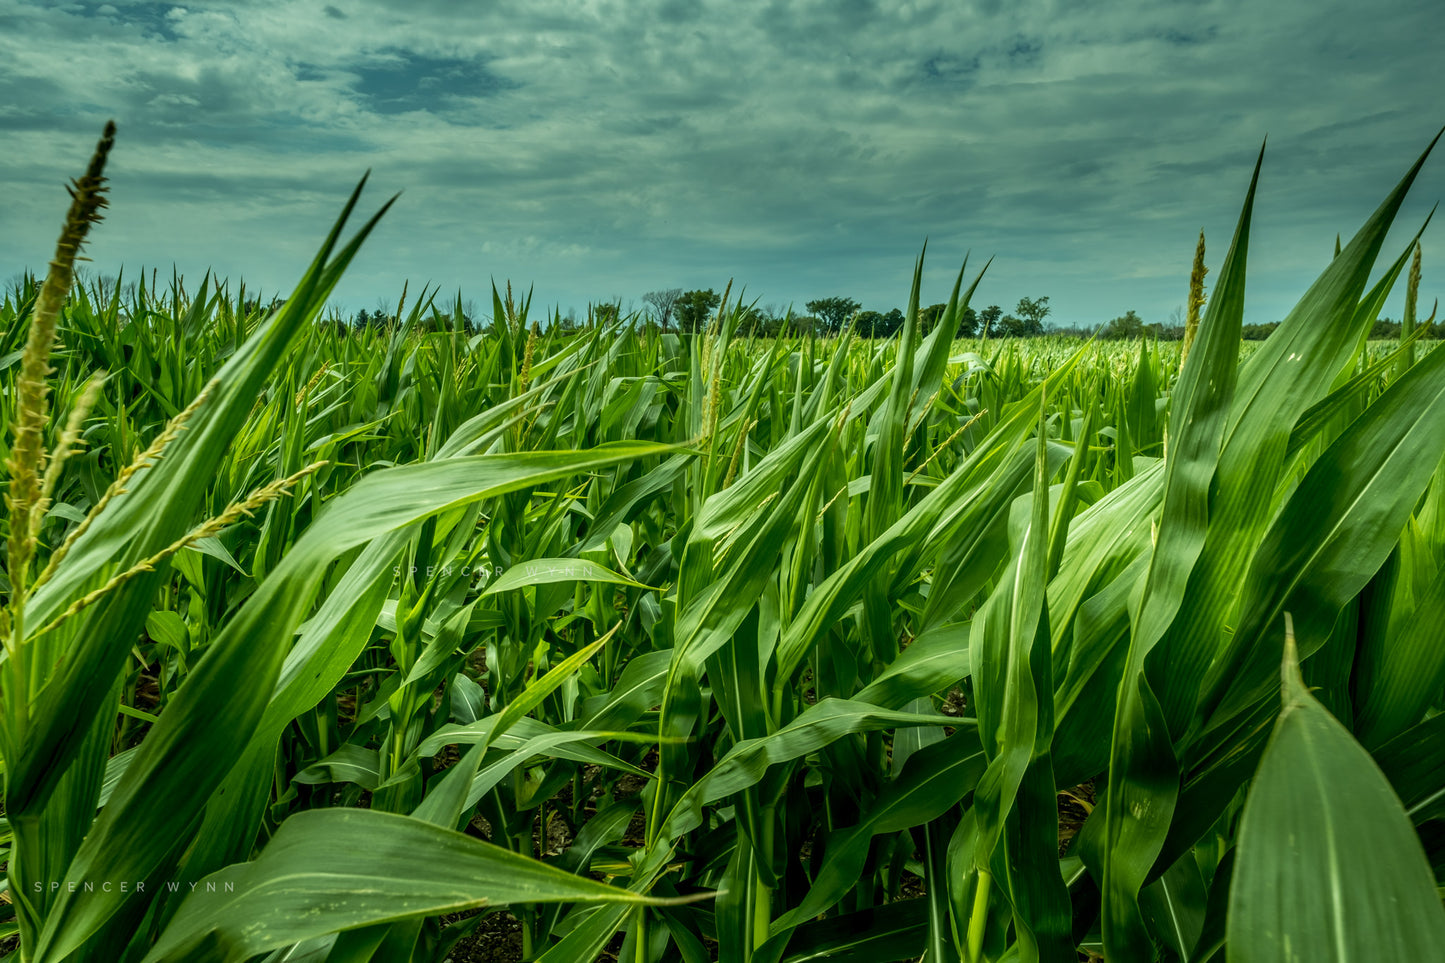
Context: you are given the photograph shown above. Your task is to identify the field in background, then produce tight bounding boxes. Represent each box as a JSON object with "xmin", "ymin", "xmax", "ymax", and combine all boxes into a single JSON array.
[{"xmin": 3, "ymin": 128, "xmax": 1444, "ymax": 963}]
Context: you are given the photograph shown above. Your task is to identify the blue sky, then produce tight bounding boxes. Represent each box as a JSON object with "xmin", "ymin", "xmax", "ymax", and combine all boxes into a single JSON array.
[{"xmin": 1, "ymin": 0, "xmax": 1441, "ymax": 327}]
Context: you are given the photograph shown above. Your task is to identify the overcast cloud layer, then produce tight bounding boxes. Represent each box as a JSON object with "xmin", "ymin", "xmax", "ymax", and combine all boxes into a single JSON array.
[{"xmin": 2, "ymin": 0, "xmax": 1441, "ymax": 327}]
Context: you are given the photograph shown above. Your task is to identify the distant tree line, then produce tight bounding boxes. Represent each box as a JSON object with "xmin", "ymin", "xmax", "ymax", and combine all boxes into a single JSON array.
[
  {"xmin": 332, "ymin": 291, "xmax": 1437, "ymax": 344},
  {"xmin": 633, "ymin": 289, "xmax": 1066, "ymax": 339},
  {"xmin": 1064, "ymin": 313, "xmax": 1439, "ymax": 342}
]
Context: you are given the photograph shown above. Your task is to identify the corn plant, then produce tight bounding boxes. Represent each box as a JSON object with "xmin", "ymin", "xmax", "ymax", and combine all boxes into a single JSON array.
[
  {"xmin": 2, "ymin": 122, "xmax": 1443, "ymax": 963},
  {"xmin": 0, "ymin": 126, "xmax": 691, "ymax": 963}
]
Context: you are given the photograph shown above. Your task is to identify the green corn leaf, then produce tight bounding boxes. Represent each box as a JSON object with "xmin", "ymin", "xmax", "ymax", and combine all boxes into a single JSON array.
[
  {"xmin": 142, "ymin": 809, "xmax": 674, "ymax": 963},
  {"xmin": 481, "ymin": 557, "xmax": 654, "ymax": 595},
  {"xmin": 768, "ymin": 737, "xmax": 986, "ymax": 934},
  {"xmin": 777, "ymin": 898, "xmax": 930, "ymax": 963},
  {"xmin": 1372, "ymin": 712, "xmax": 1445, "ymax": 828},
  {"xmin": 659, "ymin": 699, "xmax": 967, "ymax": 843},
  {"xmin": 33, "ymin": 447, "xmax": 672, "ymax": 959},
  {"xmin": 1201, "ymin": 297, "xmax": 1445, "ymax": 730},
  {"xmin": 853, "ymin": 620, "xmax": 970, "ymax": 709},
  {"xmin": 1353, "ymin": 561, "xmax": 1445, "ymax": 748},
  {"xmin": 1101, "ymin": 143, "xmax": 1259, "ymax": 961},
  {"xmin": 1225, "ymin": 630, "xmax": 1445, "ymax": 962},
  {"xmin": 1154, "ymin": 132, "xmax": 1439, "ymax": 734}
]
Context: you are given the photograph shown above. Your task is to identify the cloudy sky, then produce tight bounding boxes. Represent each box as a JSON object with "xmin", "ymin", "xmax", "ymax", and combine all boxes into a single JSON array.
[{"xmin": 2, "ymin": 0, "xmax": 1441, "ymax": 327}]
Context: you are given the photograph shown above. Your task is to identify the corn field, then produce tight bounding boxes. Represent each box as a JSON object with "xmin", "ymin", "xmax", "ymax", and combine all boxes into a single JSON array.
[{"xmin": 2, "ymin": 124, "xmax": 1444, "ymax": 963}]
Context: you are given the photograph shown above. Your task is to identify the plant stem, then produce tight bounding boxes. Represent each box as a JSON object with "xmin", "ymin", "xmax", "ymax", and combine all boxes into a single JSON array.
[{"xmin": 966, "ymin": 870, "xmax": 992, "ymax": 963}]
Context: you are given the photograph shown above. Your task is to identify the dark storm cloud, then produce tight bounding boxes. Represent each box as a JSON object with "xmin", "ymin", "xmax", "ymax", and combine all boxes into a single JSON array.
[
  {"xmin": 1, "ymin": 0, "xmax": 1440, "ymax": 326},
  {"xmin": 348, "ymin": 49, "xmax": 518, "ymax": 116}
]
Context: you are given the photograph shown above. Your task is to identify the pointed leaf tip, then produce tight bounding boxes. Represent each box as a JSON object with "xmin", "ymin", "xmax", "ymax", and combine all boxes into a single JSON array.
[{"xmin": 1279, "ymin": 611, "xmax": 1304, "ymax": 704}]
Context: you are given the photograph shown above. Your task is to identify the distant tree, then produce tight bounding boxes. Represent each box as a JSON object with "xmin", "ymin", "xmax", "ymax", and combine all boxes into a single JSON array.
[
  {"xmin": 1370, "ymin": 317, "xmax": 1403, "ymax": 339},
  {"xmin": 769, "ymin": 315, "xmax": 791, "ymax": 336},
  {"xmin": 440, "ymin": 295, "xmax": 476, "ymax": 332},
  {"xmin": 1102, "ymin": 310, "xmax": 1145, "ymax": 339},
  {"xmin": 913, "ymin": 303, "xmax": 979, "ymax": 336},
  {"xmin": 879, "ymin": 307, "xmax": 904, "ymax": 337},
  {"xmin": 978, "ymin": 304, "xmax": 1003, "ymax": 338},
  {"xmin": 855, "ymin": 310, "xmax": 884, "ymax": 337},
  {"xmin": 93, "ymin": 273, "xmax": 119, "ymax": 303},
  {"xmin": 737, "ymin": 306, "xmax": 789, "ymax": 337},
  {"xmin": 735, "ymin": 305, "xmax": 770, "ymax": 336},
  {"xmin": 789, "ymin": 314, "xmax": 822, "ymax": 337},
  {"xmin": 592, "ymin": 302, "xmax": 621, "ymax": 326},
  {"xmin": 1149, "ymin": 305, "xmax": 1187, "ymax": 341},
  {"xmin": 918, "ymin": 303, "xmax": 946, "ymax": 334},
  {"xmin": 357, "ymin": 307, "xmax": 390, "ymax": 332},
  {"xmin": 806, "ymin": 296, "xmax": 861, "ymax": 335},
  {"xmin": 956, "ymin": 305, "xmax": 979, "ymax": 338},
  {"xmin": 1008, "ymin": 296, "xmax": 1050, "ymax": 336},
  {"xmin": 1241, "ymin": 321, "xmax": 1280, "ymax": 341},
  {"xmin": 369, "ymin": 300, "xmax": 397, "ymax": 330},
  {"xmin": 553, "ymin": 307, "xmax": 581, "ymax": 333},
  {"xmin": 643, "ymin": 288, "xmax": 683, "ymax": 331},
  {"xmin": 762, "ymin": 312, "xmax": 791, "ymax": 337},
  {"xmin": 675, "ymin": 289, "xmax": 722, "ymax": 333}
]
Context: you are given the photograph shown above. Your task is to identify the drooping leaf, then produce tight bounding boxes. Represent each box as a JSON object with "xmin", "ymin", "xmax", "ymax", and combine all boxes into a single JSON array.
[{"xmin": 143, "ymin": 809, "xmax": 672, "ymax": 963}]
